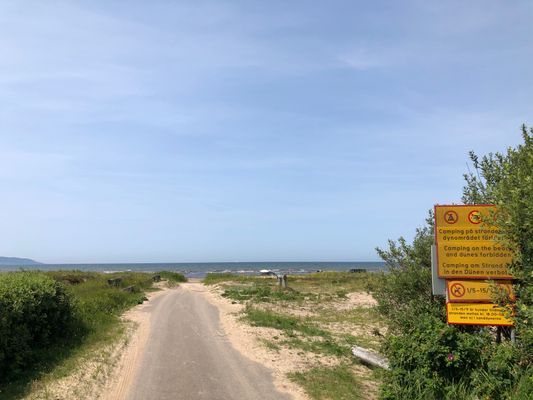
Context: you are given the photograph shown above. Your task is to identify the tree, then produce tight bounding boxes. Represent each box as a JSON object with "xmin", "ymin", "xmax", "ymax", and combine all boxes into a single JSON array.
[{"xmin": 463, "ymin": 124, "xmax": 532, "ymax": 372}]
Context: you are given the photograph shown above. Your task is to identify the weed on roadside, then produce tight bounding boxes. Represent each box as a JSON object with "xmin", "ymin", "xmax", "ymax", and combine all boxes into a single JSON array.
[{"xmin": 289, "ymin": 364, "xmax": 365, "ymax": 400}]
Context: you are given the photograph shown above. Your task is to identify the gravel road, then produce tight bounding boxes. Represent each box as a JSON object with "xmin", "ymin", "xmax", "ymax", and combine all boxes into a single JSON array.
[{"xmin": 126, "ymin": 284, "xmax": 291, "ymax": 400}]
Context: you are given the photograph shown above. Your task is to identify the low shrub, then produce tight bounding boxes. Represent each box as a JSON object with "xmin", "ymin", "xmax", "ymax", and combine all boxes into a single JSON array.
[
  {"xmin": 157, "ymin": 271, "xmax": 187, "ymax": 284},
  {"xmin": 0, "ymin": 272, "xmax": 74, "ymax": 380},
  {"xmin": 380, "ymin": 314, "xmax": 490, "ymax": 400}
]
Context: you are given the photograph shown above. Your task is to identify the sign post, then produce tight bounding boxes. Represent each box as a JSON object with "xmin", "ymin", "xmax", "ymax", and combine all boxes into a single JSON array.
[
  {"xmin": 431, "ymin": 245, "xmax": 446, "ymax": 295},
  {"xmin": 434, "ymin": 205, "xmax": 514, "ymax": 327}
]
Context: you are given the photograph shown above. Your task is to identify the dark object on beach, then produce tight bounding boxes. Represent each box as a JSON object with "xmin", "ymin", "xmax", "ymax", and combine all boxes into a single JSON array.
[
  {"xmin": 107, "ymin": 277, "xmax": 123, "ymax": 287},
  {"xmin": 260, "ymin": 269, "xmax": 276, "ymax": 276},
  {"xmin": 122, "ymin": 285, "xmax": 135, "ymax": 293},
  {"xmin": 349, "ymin": 268, "xmax": 366, "ymax": 273},
  {"xmin": 152, "ymin": 274, "xmax": 161, "ymax": 282}
]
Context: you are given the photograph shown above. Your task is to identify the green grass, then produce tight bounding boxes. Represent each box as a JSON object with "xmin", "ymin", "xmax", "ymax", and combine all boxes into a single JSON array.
[
  {"xmin": 282, "ymin": 337, "xmax": 349, "ymax": 357},
  {"xmin": 289, "ymin": 364, "xmax": 364, "ymax": 400},
  {"xmin": 222, "ymin": 285, "xmax": 307, "ymax": 302},
  {"xmin": 205, "ymin": 271, "xmax": 377, "ymax": 304},
  {"xmin": 243, "ymin": 306, "xmax": 362, "ymax": 357},
  {"xmin": 0, "ymin": 270, "xmax": 160, "ymax": 399},
  {"xmin": 313, "ymin": 307, "xmax": 383, "ymax": 326},
  {"xmin": 157, "ymin": 271, "xmax": 187, "ymax": 286},
  {"xmin": 244, "ymin": 307, "xmax": 330, "ymax": 337}
]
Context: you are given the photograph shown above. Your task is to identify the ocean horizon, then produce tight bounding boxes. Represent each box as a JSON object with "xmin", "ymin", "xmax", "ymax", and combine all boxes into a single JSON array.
[{"xmin": 0, "ymin": 261, "xmax": 386, "ymax": 278}]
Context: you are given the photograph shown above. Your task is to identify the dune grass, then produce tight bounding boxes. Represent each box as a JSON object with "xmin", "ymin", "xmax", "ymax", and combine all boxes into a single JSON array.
[
  {"xmin": 244, "ymin": 306, "xmax": 330, "ymax": 337},
  {"xmin": 289, "ymin": 364, "xmax": 365, "ymax": 400},
  {"xmin": 206, "ymin": 272, "xmax": 377, "ymax": 307},
  {"xmin": 157, "ymin": 271, "xmax": 188, "ymax": 286}
]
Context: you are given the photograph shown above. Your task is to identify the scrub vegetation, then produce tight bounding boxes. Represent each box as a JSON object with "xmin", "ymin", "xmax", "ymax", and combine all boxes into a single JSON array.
[
  {"xmin": 204, "ymin": 271, "xmax": 384, "ymax": 399},
  {"xmin": 0, "ymin": 270, "xmax": 185, "ymax": 399},
  {"xmin": 369, "ymin": 125, "xmax": 532, "ymax": 399}
]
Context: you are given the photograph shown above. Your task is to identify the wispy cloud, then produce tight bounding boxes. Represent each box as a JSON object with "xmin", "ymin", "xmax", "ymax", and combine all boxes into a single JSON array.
[{"xmin": 0, "ymin": 0, "xmax": 531, "ymax": 262}]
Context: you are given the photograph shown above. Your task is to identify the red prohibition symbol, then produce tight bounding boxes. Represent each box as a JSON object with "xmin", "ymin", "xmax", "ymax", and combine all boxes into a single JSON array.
[
  {"xmin": 468, "ymin": 210, "xmax": 482, "ymax": 224},
  {"xmin": 451, "ymin": 283, "xmax": 466, "ymax": 297},
  {"xmin": 444, "ymin": 210, "xmax": 459, "ymax": 224}
]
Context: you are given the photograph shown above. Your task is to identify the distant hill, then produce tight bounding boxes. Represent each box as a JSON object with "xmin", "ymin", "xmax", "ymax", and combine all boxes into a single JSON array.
[{"xmin": 0, "ymin": 256, "xmax": 42, "ymax": 265}]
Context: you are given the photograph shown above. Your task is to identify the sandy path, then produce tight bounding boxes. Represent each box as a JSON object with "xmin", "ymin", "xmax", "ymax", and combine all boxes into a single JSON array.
[
  {"xmin": 197, "ymin": 283, "xmax": 309, "ymax": 400},
  {"xmin": 105, "ymin": 282, "xmax": 292, "ymax": 400},
  {"xmin": 101, "ymin": 288, "xmax": 170, "ymax": 400}
]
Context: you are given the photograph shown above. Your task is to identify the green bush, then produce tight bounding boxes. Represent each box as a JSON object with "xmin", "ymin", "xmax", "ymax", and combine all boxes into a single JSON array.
[
  {"xmin": 157, "ymin": 271, "xmax": 187, "ymax": 284},
  {"xmin": 372, "ymin": 126, "xmax": 533, "ymax": 399},
  {"xmin": 464, "ymin": 125, "xmax": 533, "ymax": 367},
  {"xmin": 380, "ymin": 315, "xmax": 490, "ymax": 400},
  {"xmin": 0, "ymin": 272, "xmax": 74, "ymax": 380}
]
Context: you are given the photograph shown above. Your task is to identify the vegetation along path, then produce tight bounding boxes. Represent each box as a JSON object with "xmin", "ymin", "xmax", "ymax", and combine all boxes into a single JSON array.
[{"xmin": 123, "ymin": 283, "xmax": 291, "ymax": 400}]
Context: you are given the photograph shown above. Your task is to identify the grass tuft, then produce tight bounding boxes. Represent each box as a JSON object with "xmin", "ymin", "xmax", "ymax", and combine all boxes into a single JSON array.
[
  {"xmin": 289, "ymin": 364, "xmax": 364, "ymax": 400},
  {"xmin": 244, "ymin": 307, "xmax": 330, "ymax": 337}
]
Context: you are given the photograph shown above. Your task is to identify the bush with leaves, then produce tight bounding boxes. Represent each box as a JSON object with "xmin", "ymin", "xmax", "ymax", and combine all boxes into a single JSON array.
[
  {"xmin": 370, "ymin": 215, "xmax": 491, "ymax": 399},
  {"xmin": 462, "ymin": 124, "xmax": 533, "ymax": 397},
  {"xmin": 371, "ymin": 125, "xmax": 532, "ymax": 399},
  {"xmin": 371, "ymin": 216, "xmax": 442, "ymax": 331},
  {"xmin": 0, "ymin": 272, "xmax": 74, "ymax": 381}
]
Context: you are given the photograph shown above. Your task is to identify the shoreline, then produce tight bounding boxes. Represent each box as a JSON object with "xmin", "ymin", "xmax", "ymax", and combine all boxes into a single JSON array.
[{"xmin": 0, "ymin": 263, "xmax": 387, "ymax": 279}]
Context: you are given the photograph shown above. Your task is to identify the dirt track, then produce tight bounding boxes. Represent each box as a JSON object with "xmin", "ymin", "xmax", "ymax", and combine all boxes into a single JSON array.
[{"xmin": 120, "ymin": 283, "xmax": 291, "ymax": 400}]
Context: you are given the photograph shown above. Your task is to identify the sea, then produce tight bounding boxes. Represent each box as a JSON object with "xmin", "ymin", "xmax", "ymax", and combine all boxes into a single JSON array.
[{"xmin": 0, "ymin": 261, "xmax": 386, "ymax": 278}]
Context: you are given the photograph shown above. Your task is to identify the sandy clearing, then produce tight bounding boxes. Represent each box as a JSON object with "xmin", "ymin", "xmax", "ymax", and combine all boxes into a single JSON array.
[
  {"xmin": 199, "ymin": 284, "xmax": 384, "ymax": 399},
  {"xmin": 336, "ymin": 291, "xmax": 378, "ymax": 309}
]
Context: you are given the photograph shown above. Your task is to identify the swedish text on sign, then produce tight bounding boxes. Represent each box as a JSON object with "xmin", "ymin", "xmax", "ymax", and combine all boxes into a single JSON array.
[{"xmin": 434, "ymin": 205, "xmax": 513, "ymax": 279}]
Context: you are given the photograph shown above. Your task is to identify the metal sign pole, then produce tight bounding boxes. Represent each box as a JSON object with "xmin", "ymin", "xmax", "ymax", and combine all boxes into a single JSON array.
[{"xmin": 431, "ymin": 245, "xmax": 446, "ymax": 296}]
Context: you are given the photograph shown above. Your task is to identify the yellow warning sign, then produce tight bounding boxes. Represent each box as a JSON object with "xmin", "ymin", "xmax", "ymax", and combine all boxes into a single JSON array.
[
  {"xmin": 446, "ymin": 303, "xmax": 514, "ymax": 326},
  {"xmin": 434, "ymin": 205, "xmax": 514, "ymax": 279},
  {"xmin": 446, "ymin": 280, "xmax": 514, "ymax": 303}
]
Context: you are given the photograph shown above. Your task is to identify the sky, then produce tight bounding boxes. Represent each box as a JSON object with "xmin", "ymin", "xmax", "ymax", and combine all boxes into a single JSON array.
[{"xmin": 0, "ymin": 1, "xmax": 532, "ymax": 264}]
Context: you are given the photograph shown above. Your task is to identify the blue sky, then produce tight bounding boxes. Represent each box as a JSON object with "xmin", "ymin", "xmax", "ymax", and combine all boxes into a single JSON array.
[{"xmin": 0, "ymin": 1, "xmax": 531, "ymax": 263}]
